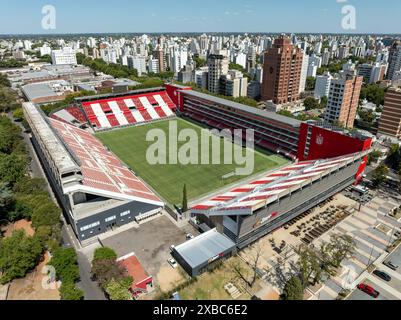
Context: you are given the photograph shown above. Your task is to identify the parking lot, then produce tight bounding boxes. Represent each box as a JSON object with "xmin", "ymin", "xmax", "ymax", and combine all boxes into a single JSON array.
[
  {"xmin": 347, "ymin": 278, "xmax": 398, "ymax": 300},
  {"xmin": 100, "ymin": 214, "xmax": 196, "ymax": 277}
]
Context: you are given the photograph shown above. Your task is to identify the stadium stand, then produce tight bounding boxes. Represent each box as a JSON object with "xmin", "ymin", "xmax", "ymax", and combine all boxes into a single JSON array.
[
  {"xmin": 23, "ymin": 102, "xmax": 164, "ymax": 242},
  {"xmin": 79, "ymin": 89, "xmax": 177, "ymax": 130},
  {"xmin": 191, "ymin": 150, "xmax": 370, "ymax": 248}
]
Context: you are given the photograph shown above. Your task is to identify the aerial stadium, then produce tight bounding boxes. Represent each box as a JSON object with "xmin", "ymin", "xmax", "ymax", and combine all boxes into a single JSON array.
[{"xmin": 23, "ymin": 83, "xmax": 372, "ymax": 260}]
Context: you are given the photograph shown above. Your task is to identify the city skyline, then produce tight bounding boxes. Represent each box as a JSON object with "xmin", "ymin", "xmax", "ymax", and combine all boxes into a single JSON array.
[{"xmin": 1, "ymin": 0, "xmax": 401, "ymax": 35}]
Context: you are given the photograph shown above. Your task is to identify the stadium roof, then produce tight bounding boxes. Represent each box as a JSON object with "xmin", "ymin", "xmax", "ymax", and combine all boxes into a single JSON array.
[
  {"xmin": 50, "ymin": 118, "xmax": 164, "ymax": 206},
  {"xmin": 192, "ymin": 151, "xmax": 368, "ymax": 216},
  {"xmin": 181, "ymin": 90, "xmax": 301, "ymax": 127},
  {"xmin": 22, "ymin": 102, "xmax": 80, "ymax": 174},
  {"xmin": 74, "ymin": 86, "xmax": 166, "ymax": 103},
  {"xmin": 173, "ymin": 229, "xmax": 236, "ymax": 268}
]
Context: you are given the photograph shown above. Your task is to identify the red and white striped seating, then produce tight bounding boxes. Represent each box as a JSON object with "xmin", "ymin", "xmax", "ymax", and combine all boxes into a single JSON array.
[{"xmin": 80, "ymin": 91, "xmax": 177, "ymax": 130}]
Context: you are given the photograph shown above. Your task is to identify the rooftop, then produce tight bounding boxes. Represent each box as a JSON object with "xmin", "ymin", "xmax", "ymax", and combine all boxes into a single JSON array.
[
  {"xmin": 192, "ymin": 151, "xmax": 369, "ymax": 215},
  {"xmin": 22, "ymin": 102, "xmax": 79, "ymax": 174},
  {"xmin": 117, "ymin": 253, "xmax": 152, "ymax": 290},
  {"xmin": 22, "ymin": 80, "xmax": 72, "ymax": 102},
  {"xmin": 173, "ymin": 229, "xmax": 236, "ymax": 268},
  {"xmin": 181, "ymin": 90, "xmax": 301, "ymax": 127}
]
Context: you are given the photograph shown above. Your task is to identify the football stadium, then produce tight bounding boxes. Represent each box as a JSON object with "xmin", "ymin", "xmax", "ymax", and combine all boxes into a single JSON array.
[{"xmin": 23, "ymin": 83, "xmax": 373, "ymax": 267}]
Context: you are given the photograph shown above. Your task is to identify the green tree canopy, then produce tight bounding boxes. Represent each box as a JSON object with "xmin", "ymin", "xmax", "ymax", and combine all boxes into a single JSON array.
[
  {"xmin": 281, "ymin": 276, "xmax": 304, "ymax": 300},
  {"xmin": 104, "ymin": 277, "xmax": 133, "ymax": 300},
  {"xmin": 93, "ymin": 247, "xmax": 117, "ymax": 262},
  {"xmin": 372, "ymin": 163, "xmax": 389, "ymax": 187},
  {"xmin": 59, "ymin": 281, "xmax": 84, "ymax": 300},
  {"xmin": 0, "ymin": 230, "xmax": 43, "ymax": 284},
  {"xmin": 48, "ymin": 247, "xmax": 80, "ymax": 283}
]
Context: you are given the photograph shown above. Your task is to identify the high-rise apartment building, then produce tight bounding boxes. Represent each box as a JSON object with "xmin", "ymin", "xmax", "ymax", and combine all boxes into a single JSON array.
[
  {"xmin": 314, "ymin": 71, "xmax": 332, "ymax": 99},
  {"xmin": 299, "ymin": 52, "xmax": 309, "ymax": 93},
  {"xmin": 153, "ymin": 45, "xmax": 165, "ymax": 73},
  {"xmin": 261, "ymin": 36, "xmax": 303, "ymax": 104},
  {"xmin": 378, "ymin": 87, "xmax": 401, "ymax": 139},
  {"xmin": 387, "ymin": 41, "xmax": 401, "ymax": 80},
  {"xmin": 207, "ymin": 54, "xmax": 229, "ymax": 94},
  {"xmin": 324, "ymin": 73, "xmax": 363, "ymax": 128}
]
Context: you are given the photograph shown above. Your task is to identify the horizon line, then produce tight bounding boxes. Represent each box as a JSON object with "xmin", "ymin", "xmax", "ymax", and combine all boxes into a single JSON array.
[{"xmin": 1, "ymin": 31, "xmax": 401, "ymax": 37}]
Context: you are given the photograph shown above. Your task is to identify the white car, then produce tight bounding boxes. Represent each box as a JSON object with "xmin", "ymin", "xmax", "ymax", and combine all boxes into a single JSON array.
[{"xmin": 168, "ymin": 258, "xmax": 178, "ymax": 269}]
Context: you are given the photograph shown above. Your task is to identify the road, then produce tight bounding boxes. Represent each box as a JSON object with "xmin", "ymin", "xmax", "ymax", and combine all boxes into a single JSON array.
[{"xmin": 10, "ymin": 114, "xmax": 106, "ymax": 300}]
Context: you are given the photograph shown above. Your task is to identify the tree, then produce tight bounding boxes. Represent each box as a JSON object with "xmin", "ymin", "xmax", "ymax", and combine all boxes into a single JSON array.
[
  {"xmin": 31, "ymin": 202, "xmax": 61, "ymax": 229},
  {"xmin": 182, "ymin": 184, "xmax": 188, "ymax": 212},
  {"xmin": 0, "ymin": 230, "xmax": 43, "ymax": 284},
  {"xmin": 296, "ymin": 245, "xmax": 322, "ymax": 287},
  {"xmin": 91, "ymin": 259, "xmax": 128, "ymax": 289},
  {"xmin": 386, "ymin": 144, "xmax": 401, "ymax": 171},
  {"xmin": 359, "ymin": 84, "xmax": 386, "ymax": 107},
  {"xmin": 0, "ymin": 153, "xmax": 27, "ymax": 187},
  {"xmin": 281, "ymin": 276, "xmax": 304, "ymax": 300},
  {"xmin": 326, "ymin": 234, "xmax": 356, "ymax": 268},
  {"xmin": 12, "ymin": 108, "xmax": 24, "ymax": 121},
  {"xmin": 303, "ymin": 97, "xmax": 320, "ymax": 111},
  {"xmin": 13, "ymin": 177, "xmax": 47, "ymax": 195},
  {"xmin": 59, "ymin": 281, "xmax": 84, "ymax": 300},
  {"xmin": 368, "ymin": 150, "xmax": 381, "ymax": 165},
  {"xmin": 93, "ymin": 247, "xmax": 117, "ymax": 262},
  {"xmin": 305, "ymin": 77, "xmax": 316, "ymax": 91},
  {"xmin": 372, "ymin": 163, "xmax": 389, "ymax": 187},
  {"xmin": 104, "ymin": 277, "xmax": 133, "ymax": 300},
  {"xmin": 48, "ymin": 247, "xmax": 80, "ymax": 283},
  {"xmin": 193, "ymin": 55, "xmax": 206, "ymax": 68},
  {"xmin": 320, "ymin": 96, "xmax": 328, "ymax": 109}
]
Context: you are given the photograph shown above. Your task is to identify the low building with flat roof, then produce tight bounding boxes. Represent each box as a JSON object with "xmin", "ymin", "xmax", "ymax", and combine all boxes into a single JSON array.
[{"xmin": 171, "ymin": 228, "xmax": 236, "ymax": 277}]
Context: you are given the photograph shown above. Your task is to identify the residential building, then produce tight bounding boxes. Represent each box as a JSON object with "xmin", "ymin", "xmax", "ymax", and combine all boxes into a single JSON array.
[
  {"xmin": 378, "ymin": 87, "xmax": 401, "ymax": 139},
  {"xmin": 324, "ymin": 73, "xmax": 363, "ymax": 128},
  {"xmin": 261, "ymin": 36, "xmax": 303, "ymax": 104},
  {"xmin": 314, "ymin": 71, "xmax": 333, "ymax": 99},
  {"xmin": 387, "ymin": 41, "xmax": 401, "ymax": 80},
  {"xmin": 299, "ymin": 52, "xmax": 309, "ymax": 93},
  {"xmin": 207, "ymin": 54, "xmax": 229, "ymax": 94},
  {"xmin": 51, "ymin": 47, "xmax": 77, "ymax": 65}
]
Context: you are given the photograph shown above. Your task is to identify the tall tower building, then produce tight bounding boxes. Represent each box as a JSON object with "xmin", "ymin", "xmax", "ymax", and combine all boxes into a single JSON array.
[
  {"xmin": 324, "ymin": 73, "xmax": 363, "ymax": 129},
  {"xmin": 387, "ymin": 41, "xmax": 401, "ymax": 80},
  {"xmin": 378, "ymin": 87, "xmax": 401, "ymax": 139},
  {"xmin": 261, "ymin": 36, "xmax": 303, "ymax": 104},
  {"xmin": 207, "ymin": 54, "xmax": 229, "ymax": 94},
  {"xmin": 153, "ymin": 45, "xmax": 165, "ymax": 73}
]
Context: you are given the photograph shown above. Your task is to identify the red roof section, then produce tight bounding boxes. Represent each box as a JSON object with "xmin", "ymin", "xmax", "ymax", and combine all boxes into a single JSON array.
[{"xmin": 117, "ymin": 253, "xmax": 152, "ymax": 291}]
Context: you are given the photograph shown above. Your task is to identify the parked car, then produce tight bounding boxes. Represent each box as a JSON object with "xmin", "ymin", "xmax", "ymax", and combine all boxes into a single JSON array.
[
  {"xmin": 373, "ymin": 270, "xmax": 391, "ymax": 282},
  {"xmin": 168, "ymin": 258, "xmax": 178, "ymax": 269},
  {"xmin": 383, "ymin": 261, "xmax": 399, "ymax": 271},
  {"xmin": 186, "ymin": 233, "xmax": 194, "ymax": 240},
  {"xmin": 357, "ymin": 283, "xmax": 380, "ymax": 298},
  {"xmin": 170, "ymin": 245, "xmax": 175, "ymax": 252}
]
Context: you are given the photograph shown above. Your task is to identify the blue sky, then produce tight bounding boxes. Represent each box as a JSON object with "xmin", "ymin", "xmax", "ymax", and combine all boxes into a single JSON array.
[{"xmin": 0, "ymin": 0, "xmax": 400, "ymax": 34}]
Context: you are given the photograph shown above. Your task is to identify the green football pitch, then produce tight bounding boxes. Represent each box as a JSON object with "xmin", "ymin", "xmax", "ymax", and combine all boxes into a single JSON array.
[{"xmin": 96, "ymin": 118, "xmax": 289, "ymax": 205}]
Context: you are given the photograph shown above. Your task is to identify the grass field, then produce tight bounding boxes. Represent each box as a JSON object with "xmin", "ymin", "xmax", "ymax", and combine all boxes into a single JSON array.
[{"xmin": 96, "ymin": 118, "xmax": 288, "ymax": 205}]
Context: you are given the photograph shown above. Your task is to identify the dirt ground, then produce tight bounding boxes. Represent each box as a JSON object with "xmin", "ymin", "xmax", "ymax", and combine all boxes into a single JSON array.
[
  {"xmin": 156, "ymin": 264, "xmax": 187, "ymax": 293},
  {"xmin": 2, "ymin": 219, "xmax": 35, "ymax": 237},
  {"xmin": 179, "ymin": 256, "xmax": 254, "ymax": 300},
  {"xmin": 7, "ymin": 252, "xmax": 60, "ymax": 300}
]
